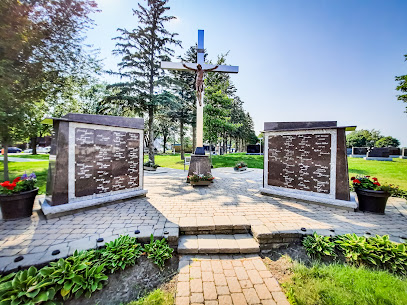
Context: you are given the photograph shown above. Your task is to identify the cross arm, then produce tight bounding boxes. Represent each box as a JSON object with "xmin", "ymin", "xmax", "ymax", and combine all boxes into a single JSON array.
[{"xmin": 161, "ymin": 61, "xmax": 239, "ymax": 73}]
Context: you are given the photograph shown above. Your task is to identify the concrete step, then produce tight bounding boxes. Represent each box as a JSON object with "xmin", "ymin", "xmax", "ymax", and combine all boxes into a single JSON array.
[
  {"xmin": 179, "ymin": 216, "xmax": 251, "ymax": 235},
  {"xmin": 178, "ymin": 234, "xmax": 260, "ymax": 254}
]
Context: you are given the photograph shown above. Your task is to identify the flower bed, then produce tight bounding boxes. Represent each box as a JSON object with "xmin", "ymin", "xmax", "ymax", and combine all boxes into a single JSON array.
[
  {"xmin": 234, "ymin": 161, "xmax": 247, "ymax": 171},
  {"xmin": 0, "ymin": 235, "xmax": 174, "ymax": 304},
  {"xmin": 188, "ymin": 172, "xmax": 214, "ymax": 186}
]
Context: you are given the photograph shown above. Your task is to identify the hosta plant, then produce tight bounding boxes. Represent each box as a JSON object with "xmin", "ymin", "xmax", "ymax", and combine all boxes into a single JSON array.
[
  {"xmin": 143, "ymin": 234, "xmax": 174, "ymax": 269},
  {"xmin": 100, "ymin": 235, "xmax": 143, "ymax": 273},
  {"xmin": 0, "ymin": 266, "xmax": 57, "ymax": 305},
  {"xmin": 40, "ymin": 250, "xmax": 107, "ymax": 300},
  {"xmin": 303, "ymin": 232, "xmax": 336, "ymax": 259}
]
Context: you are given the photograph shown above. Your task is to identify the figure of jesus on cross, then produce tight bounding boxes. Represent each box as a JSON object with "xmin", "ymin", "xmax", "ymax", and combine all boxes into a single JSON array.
[{"xmin": 161, "ymin": 30, "xmax": 239, "ymax": 154}]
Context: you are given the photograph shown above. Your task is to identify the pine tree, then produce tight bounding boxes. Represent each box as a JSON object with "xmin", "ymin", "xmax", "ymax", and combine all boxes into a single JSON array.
[{"xmin": 110, "ymin": 0, "xmax": 180, "ymax": 163}]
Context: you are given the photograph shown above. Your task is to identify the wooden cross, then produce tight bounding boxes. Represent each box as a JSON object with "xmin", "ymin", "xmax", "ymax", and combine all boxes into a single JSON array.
[{"xmin": 161, "ymin": 30, "xmax": 239, "ymax": 152}]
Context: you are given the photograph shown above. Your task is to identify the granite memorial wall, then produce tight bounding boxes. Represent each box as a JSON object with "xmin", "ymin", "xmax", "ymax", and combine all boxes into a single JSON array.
[
  {"xmin": 260, "ymin": 121, "xmax": 357, "ymax": 209},
  {"xmin": 41, "ymin": 113, "xmax": 147, "ymax": 218}
]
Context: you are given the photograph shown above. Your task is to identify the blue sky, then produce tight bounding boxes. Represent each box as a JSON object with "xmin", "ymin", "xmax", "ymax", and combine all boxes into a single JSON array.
[{"xmin": 87, "ymin": 0, "xmax": 407, "ymax": 145}]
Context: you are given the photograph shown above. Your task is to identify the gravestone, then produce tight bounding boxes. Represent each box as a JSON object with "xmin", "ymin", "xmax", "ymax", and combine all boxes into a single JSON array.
[
  {"xmin": 247, "ymin": 144, "xmax": 261, "ymax": 155},
  {"xmin": 364, "ymin": 147, "xmax": 393, "ymax": 161},
  {"xmin": 350, "ymin": 147, "xmax": 368, "ymax": 158},
  {"xmin": 40, "ymin": 113, "xmax": 147, "ymax": 218},
  {"xmin": 260, "ymin": 121, "xmax": 357, "ymax": 209},
  {"xmin": 400, "ymin": 147, "xmax": 407, "ymax": 159},
  {"xmin": 388, "ymin": 147, "xmax": 401, "ymax": 157}
]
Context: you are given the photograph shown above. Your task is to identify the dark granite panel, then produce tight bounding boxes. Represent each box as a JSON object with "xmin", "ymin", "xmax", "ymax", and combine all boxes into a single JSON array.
[
  {"xmin": 63, "ymin": 113, "xmax": 144, "ymax": 129},
  {"xmin": 335, "ymin": 128, "xmax": 350, "ymax": 201},
  {"xmin": 352, "ymin": 147, "xmax": 368, "ymax": 155},
  {"xmin": 94, "ymin": 129, "xmax": 113, "ymax": 194},
  {"xmin": 51, "ymin": 121, "xmax": 70, "ymax": 205},
  {"xmin": 268, "ymin": 133, "xmax": 331, "ymax": 194},
  {"xmin": 367, "ymin": 148, "xmax": 390, "ymax": 157},
  {"xmin": 388, "ymin": 147, "xmax": 400, "ymax": 155},
  {"xmin": 402, "ymin": 148, "xmax": 407, "ymax": 157},
  {"xmin": 127, "ymin": 132, "xmax": 140, "ymax": 188},
  {"xmin": 75, "ymin": 128, "xmax": 96, "ymax": 197},
  {"xmin": 264, "ymin": 121, "xmax": 337, "ymax": 131}
]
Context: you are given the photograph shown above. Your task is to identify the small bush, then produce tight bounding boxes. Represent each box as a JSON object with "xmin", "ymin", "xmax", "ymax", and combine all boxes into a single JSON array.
[
  {"xmin": 302, "ymin": 232, "xmax": 336, "ymax": 259},
  {"xmin": 143, "ymin": 235, "xmax": 174, "ymax": 269},
  {"xmin": 100, "ymin": 235, "xmax": 143, "ymax": 273},
  {"xmin": 127, "ymin": 289, "xmax": 173, "ymax": 305},
  {"xmin": 40, "ymin": 250, "xmax": 108, "ymax": 300}
]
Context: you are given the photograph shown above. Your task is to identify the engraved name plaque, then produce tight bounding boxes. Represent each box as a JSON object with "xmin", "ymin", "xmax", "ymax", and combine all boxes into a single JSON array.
[
  {"xmin": 41, "ymin": 113, "xmax": 147, "ymax": 218},
  {"xmin": 260, "ymin": 121, "xmax": 357, "ymax": 210}
]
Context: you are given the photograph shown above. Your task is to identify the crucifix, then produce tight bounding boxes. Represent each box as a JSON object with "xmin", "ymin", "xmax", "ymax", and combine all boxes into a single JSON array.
[{"xmin": 161, "ymin": 30, "xmax": 239, "ymax": 155}]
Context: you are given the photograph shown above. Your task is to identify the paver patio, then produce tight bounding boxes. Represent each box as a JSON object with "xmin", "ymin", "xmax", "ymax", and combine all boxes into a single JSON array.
[{"xmin": 0, "ymin": 167, "xmax": 406, "ymax": 272}]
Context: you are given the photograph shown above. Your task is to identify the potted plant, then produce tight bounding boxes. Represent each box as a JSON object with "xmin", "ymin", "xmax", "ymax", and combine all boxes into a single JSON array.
[
  {"xmin": 143, "ymin": 160, "xmax": 158, "ymax": 171},
  {"xmin": 188, "ymin": 172, "xmax": 215, "ymax": 186},
  {"xmin": 352, "ymin": 176, "xmax": 396, "ymax": 214},
  {"xmin": 234, "ymin": 161, "xmax": 248, "ymax": 172},
  {"xmin": 0, "ymin": 173, "xmax": 38, "ymax": 220}
]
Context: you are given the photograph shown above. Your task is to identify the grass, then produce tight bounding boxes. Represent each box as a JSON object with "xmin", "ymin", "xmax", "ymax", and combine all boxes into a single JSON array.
[
  {"xmin": 1, "ymin": 154, "xmax": 406, "ymax": 195},
  {"xmin": 348, "ymin": 158, "xmax": 407, "ymax": 189},
  {"xmin": 284, "ymin": 262, "xmax": 407, "ymax": 305},
  {"xmin": 127, "ymin": 289, "xmax": 173, "ymax": 305},
  {"xmin": 0, "ymin": 161, "xmax": 48, "ymax": 194},
  {"xmin": 3, "ymin": 154, "xmax": 50, "ymax": 160}
]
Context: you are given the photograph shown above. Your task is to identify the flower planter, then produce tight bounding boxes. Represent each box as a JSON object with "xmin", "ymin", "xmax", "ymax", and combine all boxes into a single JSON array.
[
  {"xmin": 144, "ymin": 166, "xmax": 157, "ymax": 171},
  {"xmin": 356, "ymin": 188, "xmax": 390, "ymax": 214},
  {"xmin": 0, "ymin": 188, "xmax": 39, "ymax": 220},
  {"xmin": 234, "ymin": 167, "xmax": 247, "ymax": 172},
  {"xmin": 190, "ymin": 180, "xmax": 212, "ymax": 186}
]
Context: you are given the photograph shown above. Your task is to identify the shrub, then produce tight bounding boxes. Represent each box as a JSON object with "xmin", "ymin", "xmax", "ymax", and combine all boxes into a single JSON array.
[
  {"xmin": 0, "ymin": 172, "xmax": 37, "ymax": 194},
  {"xmin": 0, "ymin": 266, "xmax": 56, "ymax": 305},
  {"xmin": 40, "ymin": 250, "xmax": 108, "ymax": 300},
  {"xmin": 100, "ymin": 235, "xmax": 143, "ymax": 273},
  {"xmin": 143, "ymin": 235, "xmax": 174, "ymax": 269},
  {"xmin": 144, "ymin": 160, "xmax": 158, "ymax": 168},
  {"xmin": 234, "ymin": 161, "xmax": 247, "ymax": 170},
  {"xmin": 335, "ymin": 234, "xmax": 407, "ymax": 275},
  {"xmin": 127, "ymin": 289, "xmax": 173, "ymax": 305},
  {"xmin": 302, "ymin": 232, "xmax": 336, "ymax": 259},
  {"xmin": 188, "ymin": 173, "xmax": 215, "ymax": 182}
]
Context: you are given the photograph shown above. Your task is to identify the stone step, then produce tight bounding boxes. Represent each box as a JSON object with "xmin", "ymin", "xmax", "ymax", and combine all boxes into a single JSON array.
[
  {"xmin": 178, "ymin": 234, "xmax": 260, "ymax": 254},
  {"xmin": 179, "ymin": 216, "xmax": 251, "ymax": 235}
]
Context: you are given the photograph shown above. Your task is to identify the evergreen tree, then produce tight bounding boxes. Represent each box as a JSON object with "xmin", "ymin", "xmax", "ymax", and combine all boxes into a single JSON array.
[
  {"xmin": 396, "ymin": 54, "xmax": 407, "ymax": 113},
  {"xmin": 109, "ymin": 0, "xmax": 181, "ymax": 163}
]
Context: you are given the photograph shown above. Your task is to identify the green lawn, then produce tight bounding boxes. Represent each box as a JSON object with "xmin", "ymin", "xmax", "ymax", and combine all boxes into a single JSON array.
[
  {"xmin": 284, "ymin": 262, "xmax": 407, "ymax": 305},
  {"xmin": 1, "ymin": 154, "xmax": 406, "ymax": 195},
  {"xmin": 3, "ymin": 154, "xmax": 50, "ymax": 160}
]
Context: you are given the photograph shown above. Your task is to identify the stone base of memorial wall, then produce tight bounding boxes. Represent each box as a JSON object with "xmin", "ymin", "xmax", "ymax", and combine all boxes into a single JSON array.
[
  {"xmin": 259, "ymin": 187, "xmax": 357, "ymax": 210},
  {"xmin": 40, "ymin": 189, "xmax": 148, "ymax": 219}
]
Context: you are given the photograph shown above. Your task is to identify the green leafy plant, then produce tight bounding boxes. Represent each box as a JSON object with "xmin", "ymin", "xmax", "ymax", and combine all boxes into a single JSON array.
[
  {"xmin": 40, "ymin": 250, "xmax": 107, "ymax": 300},
  {"xmin": 335, "ymin": 234, "xmax": 407, "ymax": 275},
  {"xmin": 234, "ymin": 161, "xmax": 247, "ymax": 170},
  {"xmin": 0, "ymin": 266, "xmax": 57, "ymax": 305},
  {"xmin": 100, "ymin": 235, "xmax": 143, "ymax": 273},
  {"xmin": 0, "ymin": 172, "xmax": 37, "ymax": 195},
  {"xmin": 188, "ymin": 172, "xmax": 215, "ymax": 182},
  {"xmin": 143, "ymin": 160, "xmax": 158, "ymax": 168},
  {"xmin": 302, "ymin": 232, "xmax": 336, "ymax": 259},
  {"xmin": 351, "ymin": 176, "xmax": 399, "ymax": 193},
  {"xmin": 143, "ymin": 235, "xmax": 174, "ymax": 269}
]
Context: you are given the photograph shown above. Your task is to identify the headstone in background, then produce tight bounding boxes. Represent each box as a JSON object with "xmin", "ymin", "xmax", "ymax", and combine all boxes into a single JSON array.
[
  {"xmin": 388, "ymin": 147, "xmax": 401, "ymax": 158},
  {"xmin": 350, "ymin": 147, "xmax": 368, "ymax": 158},
  {"xmin": 400, "ymin": 147, "xmax": 407, "ymax": 159},
  {"xmin": 41, "ymin": 113, "xmax": 147, "ymax": 218},
  {"xmin": 364, "ymin": 147, "xmax": 393, "ymax": 161},
  {"xmin": 260, "ymin": 121, "xmax": 357, "ymax": 210},
  {"xmin": 246, "ymin": 144, "xmax": 261, "ymax": 155}
]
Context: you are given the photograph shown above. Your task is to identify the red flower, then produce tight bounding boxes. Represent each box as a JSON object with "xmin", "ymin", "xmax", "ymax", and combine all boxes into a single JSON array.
[
  {"xmin": 353, "ymin": 179, "xmax": 361, "ymax": 184},
  {"xmin": 238, "ymin": 166, "xmax": 242, "ymax": 168},
  {"xmin": 374, "ymin": 182, "xmax": 381, "ymax": 186},
  {"xmin": 351, "ymin": 177, "xmax": 355, "ymax": 180},
  {"xmin": 13, "ymin": 177, "xmax": 21, "ymax": 183},
  {"xmin": 366, "ymin": 176, "xmax": 370, "ymax": 178},
  {"xmin": 0, "ymin": 181, "xmax": 16, "ymax": 190},
  {"xmin": 0, "ymin": 181, "xmax": 10, "ymax": 187},
  {"xmin": 372, "ymin": 177, "xmax": 378, "ymax": 181}
]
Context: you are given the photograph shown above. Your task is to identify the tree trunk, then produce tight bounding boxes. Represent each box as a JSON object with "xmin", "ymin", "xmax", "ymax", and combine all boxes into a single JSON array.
[
  {"xmin": 3, "ymin": 142, "xmax": 9, "ymax": 181},
  {"xmin": 31, "ymin": 137, "xmax": 37, "ymax": 155},
  {"xmin": 148, "ymin": 106, "xmax": 155, "ymax": 163},
  {"xmin": 229, "ymin": 137, "xmax": 232, "ymax": 153},
  {"xmin": 163, "ymin": 134, "xmax": 167, "ymax": 154},
  {"xmin": 192, "ymin": 124, "xmax": 196, "ymax": 154},
  {"xmin": 180, "ymin": 120, "xmax": 185, "ymax": 160},
  {"xmin": 209, "ymin": 142, "xmax": 213, "ymax": 165}
]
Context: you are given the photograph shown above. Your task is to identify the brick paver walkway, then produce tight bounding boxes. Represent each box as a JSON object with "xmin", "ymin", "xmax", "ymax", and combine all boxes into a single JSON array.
[
  {"xmin": 176, "ymin": 254, "xmax": 289, "ymax": 305},
  {"xmin": 1, "ymin": 167, "xmax": 406, "ymax": 271}
]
